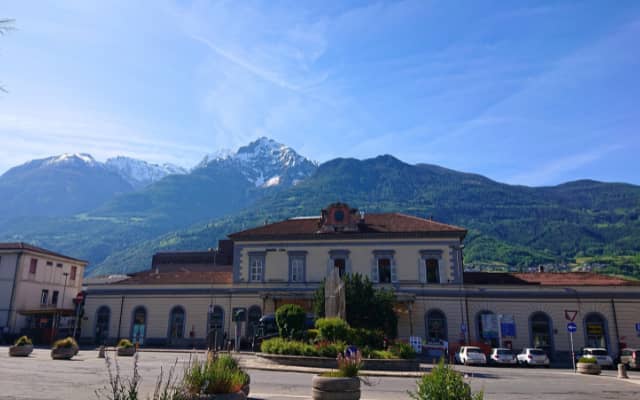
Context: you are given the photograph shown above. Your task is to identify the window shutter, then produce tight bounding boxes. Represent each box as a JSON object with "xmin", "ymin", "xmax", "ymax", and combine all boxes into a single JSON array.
[
  {"xmin": 418, "ymin": 259, "xmax": 426, "ymax": 283},
  {"xmin": 371, "ymin": 258, "xmax": 379, "ymax": 283},
  {"xmin": 390, "ymin": 258, "xmax": 398, "ymax": 283}
]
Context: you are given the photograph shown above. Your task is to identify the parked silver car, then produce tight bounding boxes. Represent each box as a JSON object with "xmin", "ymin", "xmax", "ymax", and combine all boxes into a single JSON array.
[
  {"xmin": 516, "ymin": 348, "xmax": 550, "ymax": 367},
  {"xmin": 455, "ymin": 346, "xmax": 487, "ymax": 365},
  {"xmin": 579, "ymin": 348, "xmax": 614, "ymax": 369},
  {"xmin": 489, "ymin": 348, "xmax": 517, "ymax": 365}
]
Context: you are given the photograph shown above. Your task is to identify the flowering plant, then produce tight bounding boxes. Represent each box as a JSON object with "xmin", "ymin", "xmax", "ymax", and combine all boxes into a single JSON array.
[{"xmin": 336, "ymin": 346, "xmax": 363, "ymax": 378}]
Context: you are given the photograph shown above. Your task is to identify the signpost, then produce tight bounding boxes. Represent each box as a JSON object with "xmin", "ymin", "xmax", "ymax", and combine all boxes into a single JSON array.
[
  {"xmin": 567, "ymin": 322, "xmax": 577, "ymax": 372},
  {"xmin": 635, "ymin": 322, "xmax": 640, "ymax": 334}
]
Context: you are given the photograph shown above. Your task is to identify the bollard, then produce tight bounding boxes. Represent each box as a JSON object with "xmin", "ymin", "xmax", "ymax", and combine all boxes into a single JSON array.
[
  {"xmin": 617, "ymin": 363, "xmax": 629, "ymax": 379},
  {"xmin": 98, "ymin": 345, "xmax": 105, "ymax": 358}
]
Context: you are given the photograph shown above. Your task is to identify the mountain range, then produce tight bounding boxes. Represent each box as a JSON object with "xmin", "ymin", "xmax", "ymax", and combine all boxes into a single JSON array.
[{"xmin": 1, "ymin": 137, "xmax": 638, "ymax": 278}]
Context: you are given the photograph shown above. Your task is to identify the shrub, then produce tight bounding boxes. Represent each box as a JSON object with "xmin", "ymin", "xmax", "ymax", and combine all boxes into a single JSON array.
[
  {"xmin": 390, "ymin": 341, "xmax": 417, "ymax": 359},
  {"xmin": 409, "ymin": 359, "xmax": 483, "ymax": 400},
  {"xmin": 578, "ymin": 357, "xmax": 597, "ymax": 364},
  {"xmin": 183, "ymin": 355, "xmax": 249, "ymax": 395},
  {"xmin": 261, "ymin": 338, "xmax": 318, "ymax": 357},
  {"xmin": 14, "ymin": 336, "xmax": 32, "ymax": 346},
  {"xmin": 117, "ymin": 339, "xmax": 134, "ymax": 348},
  {"xmin": 307, "ymin": 329, "xmax": 320, "ymax": 341},
  {"xmin": 349, "ymin": 328, "xmax": 385, "ymax": 349},
  {"xmin": 53, "ymin": 337, "xmax": 78, "ymax": 349},
  {"xmin": 275, "ymin": 304, "xmax": 307, "ymax": 339},
  {"xmin": 315, "ymin": 340, "xmax": 346, "ymax": 358},
  {"xmin": 316, "ymin": 318, "xmax": 350, "ymax": 342},
  {"xmin": 366, "ymin": 349, "xmax": 397, "ymax": 359}
]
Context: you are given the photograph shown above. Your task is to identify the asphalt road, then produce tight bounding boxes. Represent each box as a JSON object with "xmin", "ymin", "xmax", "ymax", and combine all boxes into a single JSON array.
[{"xmin": 0, "ymin": 348, "xmax": 638, "ymax": 400}]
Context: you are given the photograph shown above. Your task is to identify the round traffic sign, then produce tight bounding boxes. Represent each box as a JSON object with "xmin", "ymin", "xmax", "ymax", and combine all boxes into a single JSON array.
[{"xmin": 567, "ymin": 322, "xmax": 577, "ymax": 333}]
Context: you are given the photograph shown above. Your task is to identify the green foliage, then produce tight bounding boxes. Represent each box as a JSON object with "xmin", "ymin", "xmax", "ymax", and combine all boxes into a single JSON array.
[
  {"xmin": 349, "ymin": 328, "xmax": 385, "ymax": 349},
  {"xmin": 578, "ymin": 357, "xmax": 597, "ymax": 364},
  {"xmin": 409, "ymin": 359, "xmax": 483, "ymax": 400},
  {"xmin": 315, "ymin": 318, "xmax": 350, "ymax": 342},
  {"xmin": 306, "ymin": 329, "xmax": 320, "ymax": 341},
  {"xmin": 313, "ymin": 279, "xmax": 326, "ymax": 318},
  {"xmin": 118, "ymin": 339, "xmax": 134, "ymax": 348},
  {"xmin": 183, "ymin": 355, "xmax": 249, "ymax": 395},
  {"xmin": 14, "ymin": 335, "xmax": 32, "ymax": 346},
  {"xmin": 53, "ymin": 337, "xmax": 78, "ymax": 349},
  {"xmin": 275, "ymin": 304, "xmax": 307, "ymax": 339},
  {"xmin": 390, "ymin": 342, "xmax": 417, "ymax": 359},
  {"xmin": 260, "ymin": 338, "xmax": 346, "ymax": 358},
  {"xmin": 314, "ymin": 340, "xmax": 347, "ymax": 358}
]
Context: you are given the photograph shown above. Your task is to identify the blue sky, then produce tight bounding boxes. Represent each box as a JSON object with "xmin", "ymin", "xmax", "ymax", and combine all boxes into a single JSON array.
[{"xmin": 1, "ymin": 0, "xmax": 639, "ymax": 186}]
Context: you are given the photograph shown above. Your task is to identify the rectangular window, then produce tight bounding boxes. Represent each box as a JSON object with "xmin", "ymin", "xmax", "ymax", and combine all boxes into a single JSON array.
[
  {"xmin": 290, "ymin": 255, "xmax": 305, "ymax": 282},
  {"xmin": 46, "ymin": 261, "xmax": 53, "ymax": 266},
  {"xmin": 378, "ymin": 258, "xmax": 392, "ymax": 283},
  {"xmin": 249, "ymin": 255, "xmax": 264, "ymax": 282},
  {"xmin": 40, "ymin": 289, "xmax": 49, "ymax": 305},
  {"xmin": 70, "ymin": 266, "xmax": 77, "ymax": 280},
  {"xmin": 56, "ymin": 263, "xmax": 63, "ymax": 268},
  {"xmin": 426, "ymin": 259, "xmax": 440, "ymax": 283},
  {"xmin": 51, "ymin": 290, "xmax": 59, "ymax": 305},
  {"xmin": 334, "ymin": 258, "xmax": 346, "ymax": 277},
  {"xmin": 29, "ymin": 258, "xmax": 38, "ymax": 274}
]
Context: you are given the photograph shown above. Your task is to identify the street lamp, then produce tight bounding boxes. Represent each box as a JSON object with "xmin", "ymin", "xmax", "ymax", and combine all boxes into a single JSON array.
[
  {"xmin": 56, "ymin": 272, "xmax": 69, "ymax": 340},
  {"xmin": 453, "ymin": 244, "xmax": 467, "ymax": 344}
]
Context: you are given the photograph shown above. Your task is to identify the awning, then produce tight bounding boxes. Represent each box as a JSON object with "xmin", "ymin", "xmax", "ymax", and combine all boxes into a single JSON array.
[{"xmin": 18, "ymin": 308, "xmax": 75, "ymax": 316}]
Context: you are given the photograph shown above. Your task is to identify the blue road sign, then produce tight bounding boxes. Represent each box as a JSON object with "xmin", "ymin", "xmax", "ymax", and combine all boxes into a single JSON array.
[
  {"xmin": 567, "ymin": 322, "xmax": 577, "ymax": 333},
  {"xmin": 635, "ymin": 323, "xmax": 640, "ymax": 333}
]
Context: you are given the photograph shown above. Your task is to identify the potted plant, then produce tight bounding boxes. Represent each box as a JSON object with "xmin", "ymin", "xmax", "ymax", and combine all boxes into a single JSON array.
[
  {"xmin": 117, "ymin": 338, "xmax": 136, "ymax": 356},
  {"xmin": 183, "ymin": 354, "xmax": 250, "ymax": 399},
  {"xmin": 312, "ymin": 347, "xmax": 362, "ymax": 400},
  {"xmin": 9, "ymin": 336, "xmax": 34, "ymax": 357},
  {"xmin": 51, "ymin": 337, "xmax": 79, "ymax": 360},
  {"xmin": 577, "ymin": 357, "xmax": 601, "ymax": 375}
]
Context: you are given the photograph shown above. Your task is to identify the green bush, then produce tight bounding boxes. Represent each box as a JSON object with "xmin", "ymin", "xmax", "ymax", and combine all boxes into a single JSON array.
[
  {"xmin": 315, "ymin": 340, "xmax": 346, "ymax": 358},
  {"xmin": 53, "ymin": 337, "xmax": 78, "ymax": 349},
  {"xmin": 307, "ymin": 329, "xmax": 319, "ymax": 341},
  {"xmin": 183, "ymin": 355, "xmax": 249, "ymax": 395},
  {"xmin": 578, "ymin": 357, "xmax": 597, "ymax": 364},
  {"xmin": 316, "ymin": 318, "xmax": 350, "ymax": 342},
  {"xmin": 390, "ymin": 342, "xmax": 417, "ymax": 359},
  {"xmin": 117, "ymin": 338, "xmax": 133, "ymax": 348},
  {"xmin": 275, "ymin": 304, "xmax": 307, "ymax": 339},
  {"xmin": 349, "ymin": 328, "xmax": 385, "ymax": 349},
  {"xmin": 261, "ymin": 338, "xmax": 318, "ymax": 356},
  {"xmin": 369, "ymin": 349, "xmax": 397, "ymax": 359},
  {"xmin": 14, "ymin": 336, "xmax": 32, "ymax": 346},
  {"xmin": 409, "ymin": 359, "xmax": 483, "ymax": 400}
]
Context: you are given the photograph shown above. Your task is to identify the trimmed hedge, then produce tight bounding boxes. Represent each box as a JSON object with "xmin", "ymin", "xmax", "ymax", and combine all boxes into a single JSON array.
[
  {"xmin": 316, "ymin": 318, "xmax": 350, "ymax": 342},
  {"xmin": 261, "ymin": 338, "xmax": 346, "ymax": 358},
  {"xmin": 276, "ymin": 304, "xmax": 307, "ymax": 339}
]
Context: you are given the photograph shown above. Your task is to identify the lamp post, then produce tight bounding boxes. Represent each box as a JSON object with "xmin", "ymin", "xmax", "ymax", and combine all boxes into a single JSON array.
[
  {"xmin": 56, "ymin": 272, "xmax": 69, "ymax": 340},
  {"xmin": 453, "ymin": 244, "xmax": 466, "ymax": 344}
]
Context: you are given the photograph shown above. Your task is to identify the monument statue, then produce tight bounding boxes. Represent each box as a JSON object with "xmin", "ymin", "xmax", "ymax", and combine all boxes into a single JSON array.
[{"xmin": 325, "ymin": 267, "xmax": 346, "ymax": 319}]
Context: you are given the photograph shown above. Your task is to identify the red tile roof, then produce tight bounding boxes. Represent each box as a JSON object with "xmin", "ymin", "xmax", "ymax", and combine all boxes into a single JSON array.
[
  {"xmin": 464, "ymin": 272, "xmax": 640, "ymax": 286},
  {"xmin": 0, "ymin": 242, "xmax": 87, "ymax": 264},
  {"xmin": 229, "ymin": 213, "xmax": 466, "ymax": 240},
  {"xmin": 120, "ymin": 266, "xmax": 233, "ymax": 285}
]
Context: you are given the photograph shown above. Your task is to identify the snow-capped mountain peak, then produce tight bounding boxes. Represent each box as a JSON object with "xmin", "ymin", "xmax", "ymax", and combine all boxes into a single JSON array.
[
  {"xmin": 46, "ymin": 153, "xmax": 97, "ymax": 166},
  {"xmin": 105, "ymin": 156, "xmax": 187, "ymax": 189},
  {"xmin": 195, "ymin": 137, "xmax": 317, "ymax": 188}
]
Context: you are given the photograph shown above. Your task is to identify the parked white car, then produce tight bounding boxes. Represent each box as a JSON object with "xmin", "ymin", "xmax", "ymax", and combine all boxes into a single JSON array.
[
  {"xmin": 579, "ymin": 348, "xmax": 614, "ymax": 368},
  {"xmin": 455, "ymin": 346, "xmax": 487, "ymax": 365},
  {"xmin": 516, "ymin": 348, "xmax": 550, "ymax": 367},
  {"xmin": 489, "ymin": 348, "xmax": 517, "ymax": 365}
]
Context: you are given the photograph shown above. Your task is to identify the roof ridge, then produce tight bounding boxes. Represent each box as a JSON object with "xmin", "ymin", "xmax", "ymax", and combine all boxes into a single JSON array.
[{"xmin": 392, "ymin": 212, "xmax": 467, "ymax": 231}]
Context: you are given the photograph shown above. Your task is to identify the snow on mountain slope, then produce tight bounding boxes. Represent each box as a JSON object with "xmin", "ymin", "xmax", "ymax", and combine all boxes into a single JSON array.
[{"xmin": 105, "ymin": 156, "xmax": 187, "ymax": 188}]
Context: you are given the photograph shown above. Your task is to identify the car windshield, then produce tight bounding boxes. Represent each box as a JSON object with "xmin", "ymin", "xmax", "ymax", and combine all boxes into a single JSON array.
[
  {"xmin": 591, "ymin": 350, "xmax": 608, "ymax": 356},
  {"xmin": 530, "ymin": 349, "xmax": 545, "ymax": 355},
  {"xmin": 467, "ymin": 348, "xmax": 483, "ymax": 354},
  {"xmin": 497, "ymin": 350, "xmax": 513, "ymax": 355}
]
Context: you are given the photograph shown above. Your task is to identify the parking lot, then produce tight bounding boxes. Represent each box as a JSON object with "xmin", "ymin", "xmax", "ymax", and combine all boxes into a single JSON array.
[{"xmin": 0, "ymin": 348, "xmax": 638, "ymax": 400}]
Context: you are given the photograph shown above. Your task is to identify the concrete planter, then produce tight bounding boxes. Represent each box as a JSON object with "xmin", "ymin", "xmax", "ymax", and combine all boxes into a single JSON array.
[
  {"xmin": 51, "ymin": 346, "xmax": 78, "ymax": 360},
  {"xmin": 190, "ymin": 392, "xmax": 246, "ymax": 400},
  {"xmin": 117, "ymin": 346, "xmax": 136, "ymax": 357},
  {"xmin": 9, "ymin": 344, "xmax": 33, "ymax": 357},
  {"xmin": 577, "ymin": 362, "xmax": 601, "ymax": 375},
  {"xmin": 257, "ymin": 353, "xmax": 419, "ymax": 371},
  {"xmin": 312, "ymin": 375, "xmax": 360, "ymax": 400}
]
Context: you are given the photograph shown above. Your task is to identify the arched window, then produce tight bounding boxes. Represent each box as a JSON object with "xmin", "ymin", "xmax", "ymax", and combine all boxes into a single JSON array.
[
  {"xmin": 476, "ymin": 310, "xmax": 498, "ymax": 347},
  {"xmin": 530, "ymin": 312, "xmax": 554, "ymax": 353},
  {"xmin": 207, "ymin": 306, "xmax": 225, "ymax": 350},
  {"xmin": 246, "ymin": 306, "xmax": 262, "ymax": 339},
  {"xmin": 131, "ymin": 306, "xmax": 147, "ymax": 345},
  {"xmin": 584, "ymin": 313, "xmax": 609, "ymax": 349},
  {"xmin": 425, "ymin": 309, "xmax": 448, "ymax": 342},
  {"xmin": 95, "ymin": 306, "xmax": 110, "ymax": 344},
  {"xmin": 168, "ymin": 306, "xmax": 186, "ymax": 343}
]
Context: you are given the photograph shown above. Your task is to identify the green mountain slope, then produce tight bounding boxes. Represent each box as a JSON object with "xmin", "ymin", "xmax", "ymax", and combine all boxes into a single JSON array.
[{"xmin": 90, "ymin": 155, "xmax": 640, "ymax": 276}]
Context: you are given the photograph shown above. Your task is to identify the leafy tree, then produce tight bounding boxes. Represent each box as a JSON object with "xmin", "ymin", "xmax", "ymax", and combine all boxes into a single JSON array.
[
  {"xmin": 275, "ymin": 304, "xmax": 306, "ymax": 339},
  {"xmin": 313, "ymin": 273, "xmax": 398, "ymax": 339}
]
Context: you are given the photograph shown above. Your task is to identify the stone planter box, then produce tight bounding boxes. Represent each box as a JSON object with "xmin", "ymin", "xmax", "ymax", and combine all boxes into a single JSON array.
[
  {"xmin": 190, "ymin": 392, "xmax": 246, "ymax": 400},
  {"xmin": 51, "ymin": 346, "xmax": 78, "ymax": 360},
  {"xmin": 9, "ymin": 344, "xmax": 33, "ymax": 357},
  {"xmin": 577, "ymin": 362, "xmax": 601, "ymax": 375},
  {"xmin": 312, "ymin": 375, "xmax": 360, "ymax": 400},
  {"xmin": 257, "ymin": 353, "xmax": 420, "ymax": 371},
  {"xmin": 117, "ymin": 346, "xmax": 136, "ymax": 357}
]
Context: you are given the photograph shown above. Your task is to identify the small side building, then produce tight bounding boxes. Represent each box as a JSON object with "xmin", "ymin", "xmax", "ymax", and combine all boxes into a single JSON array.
[{"xmin": 0, "ymin": 242, "xmax": 87, "ymax": 343}]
